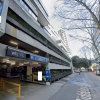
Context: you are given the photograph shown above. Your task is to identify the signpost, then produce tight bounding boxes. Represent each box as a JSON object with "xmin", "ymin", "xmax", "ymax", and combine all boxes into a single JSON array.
[
  {"xmin": 45, "ymin": 70, "xmax": 51, "ymax": 85},
  {"xmin": 0, "ymin": 1, "xmax": 4, "ymax": 23}
]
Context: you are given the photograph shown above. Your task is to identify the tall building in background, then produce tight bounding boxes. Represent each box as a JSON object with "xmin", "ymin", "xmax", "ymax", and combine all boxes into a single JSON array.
[{"xmin": 58, "ymin": 30, "xmax": 71, "ymax": 57}]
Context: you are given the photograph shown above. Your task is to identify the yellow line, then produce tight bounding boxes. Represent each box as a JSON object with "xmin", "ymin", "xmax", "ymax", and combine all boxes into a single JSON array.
[{"xmin": 21, "ymin": 96, "xmax": 24, "ymax": 98}]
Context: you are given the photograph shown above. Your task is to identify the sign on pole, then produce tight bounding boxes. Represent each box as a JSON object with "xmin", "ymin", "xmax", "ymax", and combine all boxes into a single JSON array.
[{"xmin": 0, "ymin": 1, "xmax": 4, "ymax": 23}]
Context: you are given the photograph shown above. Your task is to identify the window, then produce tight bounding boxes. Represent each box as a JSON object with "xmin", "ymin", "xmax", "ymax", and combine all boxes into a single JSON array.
[
  {"xmin": 20, "ymin": 0, "xmax": 37, "ymax": 20},
  {"xmin": 28, "ymin": 0, "xmax": 36, "ymax": 10},
  {"xmin": 35, "ymin": 0, "xmax": 48, "ymax": 18},
  {"xmin": 44, "ymin": 28, "xmax": 51, "ymax": 36}
]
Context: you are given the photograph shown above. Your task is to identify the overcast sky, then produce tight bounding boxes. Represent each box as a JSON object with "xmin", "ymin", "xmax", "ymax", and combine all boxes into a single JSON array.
[{"xmin": 42, "ymin": 0, "xmax": 94, "ymax": 58}]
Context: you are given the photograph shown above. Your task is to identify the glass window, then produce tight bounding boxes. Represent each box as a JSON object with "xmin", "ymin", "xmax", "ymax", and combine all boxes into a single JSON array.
[
  {"xmin": 19, "ymin": 0, "xmax": 37, "ymax": 20},
  {"xmin": 36, "ymin": 0, "xmax": 48, "ymax": 18},
  {"xmin": 20, "ymin": 0, "xmax": 24, "ymax": 6},
  {"xmin": 44, "ymin": 28, "xmax": 51, "ymax": 36},
  {"xmin": 24, "ymin": 4, "xmax": 29, "ymax": 11},
  {"xmin": 29, "ymin": 9, "xmax": 32, "ymax": 15},
  {"xmin": 32, "ymin": 13, "xmax": 37, "ymax": 20},
  {"xmin": 29, "ymin": 0, "xmax": 36, "ymax": 9}
]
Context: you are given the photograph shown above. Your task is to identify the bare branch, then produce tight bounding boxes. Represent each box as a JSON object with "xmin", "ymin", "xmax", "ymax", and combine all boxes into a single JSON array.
[
  {"xmin": 75, "ymin": 0, "xmax": 100, "ymax": 28},
  {"xmin": 62, "ymin": 27, "xmax": 96, "ymax": 30},
  {"xmin": 91, "ymin": 0, "xmax": 97, "ymax": 9}
]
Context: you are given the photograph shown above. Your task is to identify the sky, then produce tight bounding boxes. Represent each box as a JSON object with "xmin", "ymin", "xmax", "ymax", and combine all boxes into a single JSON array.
[{"xmin": 42, "ymin": 0, "xmax": 94, "ymax": 58}]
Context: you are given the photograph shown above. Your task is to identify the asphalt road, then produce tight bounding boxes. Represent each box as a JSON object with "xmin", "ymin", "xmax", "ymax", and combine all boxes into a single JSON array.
[{"xmin": 49, "ymin": 72, "xmax": 100, "ymax": 100}]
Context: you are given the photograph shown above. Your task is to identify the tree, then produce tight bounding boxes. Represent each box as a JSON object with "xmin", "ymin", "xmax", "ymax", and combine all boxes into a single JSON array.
[
  {"xmin": 72, "ymin": 56, "xmax": 80, "ymax": 68},
  {"xmin": 79, "ymin": 46, "xmax": 92, "ymax": 68},
  {"xmin": 53, "ymin": 0, "xmax": 100, "ymax": 57},
  {"xmin": 72, "ymin": 56, "xmax": 91, "ymax": 68},
  {"xmin": 54, "ymin": 0, "xmax": 99, "ymax": 29},
  {"xmin": 79, "ymin": 58, "xmax": 91, "ymax": 68},
  {"xmin": 92, "ymin": 65, "xmax": 97, "ymax": 69}
]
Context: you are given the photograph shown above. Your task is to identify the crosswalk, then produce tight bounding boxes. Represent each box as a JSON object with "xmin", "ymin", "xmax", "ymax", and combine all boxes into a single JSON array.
[{"xmin": 76, "ymin": 85, "xmax": 92, "ymax": 100}]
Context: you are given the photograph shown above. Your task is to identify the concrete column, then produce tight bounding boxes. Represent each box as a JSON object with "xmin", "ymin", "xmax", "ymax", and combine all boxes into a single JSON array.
[
  {"xmin": 27, "ymin": 66, "xmax": 32, "ymax": 81},
  {"xmin": 7, "ymin": 64, "xmax": 11, "ymax": 78}
]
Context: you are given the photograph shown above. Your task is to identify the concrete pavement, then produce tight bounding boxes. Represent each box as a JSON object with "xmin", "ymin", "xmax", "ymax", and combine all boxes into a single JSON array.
[
  {"xmin": 0, "ymin": 73, "xmax": 76, "ymax": 100},
  {"xmin": 49, "ymin": 72, "xmax": 100, "ymax": 100},
  {"xmin": 1, "ymin": 72, "xmax": 100, "ymax": 100}
]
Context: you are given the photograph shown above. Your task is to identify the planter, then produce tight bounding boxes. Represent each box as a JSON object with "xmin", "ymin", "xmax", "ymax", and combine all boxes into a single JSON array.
[{"xmin": 49, "ymin": 59, "xmax": 61, "ymax": 64}]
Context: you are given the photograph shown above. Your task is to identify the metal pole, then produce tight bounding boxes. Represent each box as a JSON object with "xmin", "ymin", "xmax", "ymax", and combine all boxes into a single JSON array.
[{"xmin": 18, "ymin": 84, "xmax": 21, "ymax": 99}]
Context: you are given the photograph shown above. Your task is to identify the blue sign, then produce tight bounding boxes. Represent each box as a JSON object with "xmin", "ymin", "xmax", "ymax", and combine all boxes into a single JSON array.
[
  {"xmin": 45, "ymin": 70, "xmax": 51, "ymax": 75},
  {"xmin": 35, "ymin": 56, "xmax": 45, "ymax": 62},
  {"xmin": 19, "ymin": 52, "xmax": 24, "ymax": 58},
  {"xmin": 30, "ymin": 55, "xmax": 34, "ymax": 60},
  {"xmin": 45, "ymin": 70, "xmax": 51, "ymax": 80},
  {"xmin": 45, "ymin": 59, "xmax": 49, "ymax": 62},
  {"xmin": 6, "ymin": 48, "xmax": 26, "ymax": 58},
  {"xmin": 46, "ymin": 75, "xmax": 51, "ymax": 79},
  {"xmin": 0, "ymin": 1, "xmax": 4, "ymax": 16}
]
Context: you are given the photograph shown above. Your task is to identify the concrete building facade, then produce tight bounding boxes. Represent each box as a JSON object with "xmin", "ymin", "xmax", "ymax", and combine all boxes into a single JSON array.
[
  {"xmin": 0, "ymin": 0, "xmax": 73, "ymax": 83},
  {"xmin": 58, "ymin": 30, "xmax": 71, "ymax": 57}
]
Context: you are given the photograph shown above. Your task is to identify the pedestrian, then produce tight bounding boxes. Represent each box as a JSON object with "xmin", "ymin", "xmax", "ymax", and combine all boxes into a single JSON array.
[{"xmin": 78, "ymin": 71, "xmax": 80, "ymax": 75}]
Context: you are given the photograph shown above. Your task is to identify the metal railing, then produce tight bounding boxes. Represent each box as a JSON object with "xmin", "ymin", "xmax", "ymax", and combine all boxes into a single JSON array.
[{"xmin": 1, "ymin": 78, "xmax": 21, "ymax": 99}]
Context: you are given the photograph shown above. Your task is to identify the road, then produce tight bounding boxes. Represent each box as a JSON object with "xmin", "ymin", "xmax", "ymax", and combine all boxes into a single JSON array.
[
  {"xmin": 49, "ymin": 72, "xmax": 100, "ymax": 100},
  {"xmin": 1, "ymin": 72, "xmax": 100, "ymax": 100}
]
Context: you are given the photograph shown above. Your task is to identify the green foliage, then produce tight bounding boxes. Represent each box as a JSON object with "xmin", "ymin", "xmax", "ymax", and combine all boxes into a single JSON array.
[
  {"xmin": 50, "ymin": 56, "xmax": 61, "ymax": 62},
  {"xmin": 49, "ymin": 55, "xmax": 70, "ymax": 66},
  {"xmin": 61, "ymin": 60, "xmax": 70, "ymax": 66},
  {"xmin": 92, "ymin": 65, "xmax": 97, "ymax": 69},
  {"xmin": 72, "ymin": 56, "xmax": 91, "ymax": 68},
  {"xmin": 51, "ymin": 71, "xmax": 70, "ymax": 77},
  {"xmin": 48, "ymin": 41, "xmax": 71, "ymax": 62}
]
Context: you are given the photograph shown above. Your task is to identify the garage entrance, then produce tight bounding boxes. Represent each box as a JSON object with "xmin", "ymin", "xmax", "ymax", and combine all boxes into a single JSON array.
[{"xmin": 0, "ymin": 57, "xmax": 47, "ymax": 84}]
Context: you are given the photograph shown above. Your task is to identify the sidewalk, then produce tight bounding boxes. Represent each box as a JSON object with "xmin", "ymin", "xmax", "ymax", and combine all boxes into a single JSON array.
[
  {"xmin": 0, "ymin": 73, "xmax": 76, "ymax": 100},
  {"xmin": 20, "ymin": 73, "xmax": 76, "ymax": 100}
]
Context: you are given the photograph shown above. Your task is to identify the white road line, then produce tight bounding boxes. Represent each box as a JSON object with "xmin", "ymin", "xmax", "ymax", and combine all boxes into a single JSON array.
[{"xmin": 76, "ymin": 85, "xmax": 92, "ymax": 100}]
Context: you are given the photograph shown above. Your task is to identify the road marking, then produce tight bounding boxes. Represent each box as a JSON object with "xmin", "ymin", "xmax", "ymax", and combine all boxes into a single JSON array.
[
  {"xmin": 21, "ymin": 96, "xmax": 24, "ymax": 98},
  {"xmin": 76, "ymin": 85, "xmax": 92, "ymax": 100}
]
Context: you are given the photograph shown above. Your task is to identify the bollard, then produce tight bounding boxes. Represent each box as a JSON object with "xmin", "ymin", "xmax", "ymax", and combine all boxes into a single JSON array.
[{"xmin": 18, "ymin": 84, "xmax": 21, "ymax": 99}]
